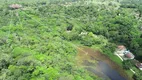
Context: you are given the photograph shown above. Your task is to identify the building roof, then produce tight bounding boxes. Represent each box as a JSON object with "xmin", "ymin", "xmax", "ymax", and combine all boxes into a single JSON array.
[
  {"xmin": 136, "ymin": 63, "xmax": 142, "ymax": 68},
  {"xmin": 9, "ymin": 4, "xmax": 22, "ymax": 9},
  {"xmin": 117, "ymin": 45, "xmax": 126, "ymax": 51},
  {"xmin": 124, "ymin": 51, "xmax": 135, "ymax": 59}
]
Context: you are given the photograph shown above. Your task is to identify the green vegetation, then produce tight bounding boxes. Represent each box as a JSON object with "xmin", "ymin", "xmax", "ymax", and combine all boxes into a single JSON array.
[{"xmin": 0, "ymin": 0, "xmax": 142, "ymax": 80}]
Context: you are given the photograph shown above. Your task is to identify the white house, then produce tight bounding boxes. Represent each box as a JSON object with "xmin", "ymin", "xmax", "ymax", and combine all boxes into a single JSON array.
[
  {"xmin": 115, "ymin": 45, "xmax": 135, "ymax": 60},
  {"xmin": 123, "ymin": 51, "xmax": 135, "ymax": 60}
]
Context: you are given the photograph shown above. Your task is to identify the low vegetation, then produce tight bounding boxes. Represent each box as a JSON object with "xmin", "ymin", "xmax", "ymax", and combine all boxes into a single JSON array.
[{"xmin": 0, "ymin": 0, "xmax": 142, "ymax": 80}]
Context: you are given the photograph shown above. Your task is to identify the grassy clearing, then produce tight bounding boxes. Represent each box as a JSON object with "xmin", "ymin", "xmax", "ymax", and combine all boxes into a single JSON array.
[
  {"xmin": 108, "ymin": 54, "xmax": 123, "ymax": 66},
  {"xmin": 125, "ymin": 70, "xmax": 134, "ymax": 78}
]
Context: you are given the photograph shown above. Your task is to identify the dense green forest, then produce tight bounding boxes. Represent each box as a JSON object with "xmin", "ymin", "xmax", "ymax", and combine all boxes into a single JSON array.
[{"xmin": 0, "ymin": 0, "xmax": 142, "ymax": 80}]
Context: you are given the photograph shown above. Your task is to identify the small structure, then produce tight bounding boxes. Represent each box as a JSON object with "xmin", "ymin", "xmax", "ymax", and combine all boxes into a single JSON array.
[
  {"xmin": 135, "ymin": 62, "xmax": 142, "ymax": 70},
  {"xmin": 117, "ymin": 45, "xmax": 126, "ymax": 51},
  {"xmin": 115, "ymin": 45, "xmax": 141, "ymax": 73},
  {"xmin": 9, "ymin": 4, "xmax": 22, "ymax": 9},
  {"xmin": 79, "ymin": 32, "xmax": 88, "ymax": 36},
  {"xmin": 115, "ymin": 45, "xmax": 126, "ymax": 56},
  {"xmin": 123, "ymin": 51, "xmax": 135, "ymax": 60},
  {"xmin": 115, "ymin": 45, "xmax": 135, "ymax": 60}
]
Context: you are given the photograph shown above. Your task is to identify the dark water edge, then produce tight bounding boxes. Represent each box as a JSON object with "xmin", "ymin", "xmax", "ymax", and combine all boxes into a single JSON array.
[
  {"xmin": 85, "ymin": 67, "xmax": 110, "ymax": 80},
  {"xmin": 99, "ymin": 61, "xmax": 126, "ymax": 80}
]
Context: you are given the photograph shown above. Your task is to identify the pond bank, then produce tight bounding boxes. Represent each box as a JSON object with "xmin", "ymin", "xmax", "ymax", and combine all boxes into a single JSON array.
[{"xmin": 76, "ymin": 46, "xmax": 133, "ymax": 80}]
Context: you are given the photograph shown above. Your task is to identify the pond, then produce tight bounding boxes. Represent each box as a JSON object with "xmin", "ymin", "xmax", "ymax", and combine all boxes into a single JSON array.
[
  {"xmin": 77, "ymin": 47, "xmax": 130, "ymax": 80},
  {"xmin": 99, "ymin": 61, "xmax": 126, "ymax": 80}
]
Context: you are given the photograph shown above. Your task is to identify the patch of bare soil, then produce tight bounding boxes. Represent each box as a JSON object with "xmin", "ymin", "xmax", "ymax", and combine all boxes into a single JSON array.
[{"xmin": 76, "ymin": 46, "xmax": 133, "ymax": 80}]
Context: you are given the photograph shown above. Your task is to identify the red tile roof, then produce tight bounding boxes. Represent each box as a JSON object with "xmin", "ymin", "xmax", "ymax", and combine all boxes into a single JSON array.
[{"xmin": 125, "ymin": 52, "xmax": 134, "ymax": 59}]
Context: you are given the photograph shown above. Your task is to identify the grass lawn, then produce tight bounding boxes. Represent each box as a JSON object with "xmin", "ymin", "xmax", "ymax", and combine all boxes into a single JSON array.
[
  {"xmin": 125, "ymin": 70, "xmax": 134, "ymax": 78},
  {"xmin": 108, "ymin": 54, "xmax": 123, "ymax": 66}
]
